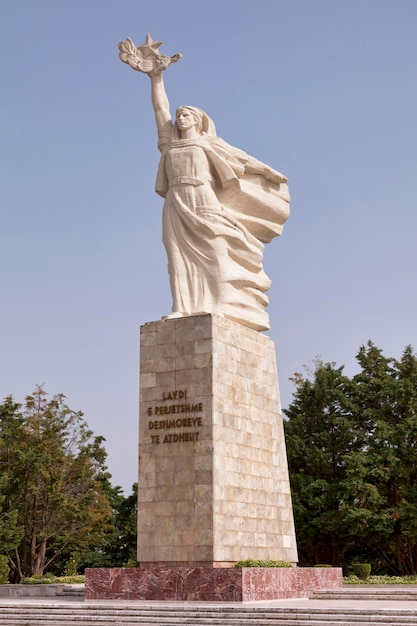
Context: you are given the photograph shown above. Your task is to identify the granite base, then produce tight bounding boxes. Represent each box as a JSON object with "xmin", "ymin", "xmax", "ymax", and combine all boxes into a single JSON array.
[{"xmin": 85, "ymin": 567, "xmax": 342, "ymax": 602}]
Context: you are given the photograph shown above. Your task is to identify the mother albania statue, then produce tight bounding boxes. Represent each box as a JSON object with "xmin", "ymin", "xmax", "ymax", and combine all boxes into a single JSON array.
[{"xmin": 119, "ymin": 35, "xmax": 290, "ymax": 332}]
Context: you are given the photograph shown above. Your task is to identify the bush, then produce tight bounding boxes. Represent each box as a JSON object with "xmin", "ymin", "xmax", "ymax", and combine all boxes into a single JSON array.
[
  {"xmin": 314, "ymin": 564, "xmax": 332, "ymax": 568},
  {"xmin": 352, "ymin": 563, "xmax": 371, "ymax": 580},
  {"xmin": 344, "ymin": 574, "xmax": 417, "ymax": 585},
  {"xmin": 0, "ymin": 556, "xmax": 9, "ymax": 584},
  {"xmin": 21, "ymin": 575, "xmax": 84, "ymax": 584},
  {"xmin": 234, "ymin": 559, "xmax": 292, "ymax": 568}
]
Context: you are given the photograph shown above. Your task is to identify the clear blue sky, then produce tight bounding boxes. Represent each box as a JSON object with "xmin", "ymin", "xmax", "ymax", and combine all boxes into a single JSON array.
[{"xmin": 1, "ymin": 0, "xmax": 416, "ymax": 492}]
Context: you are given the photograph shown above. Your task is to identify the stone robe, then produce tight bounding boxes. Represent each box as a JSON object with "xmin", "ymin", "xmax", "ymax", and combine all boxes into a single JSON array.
[{"xmin": 155, "ymin": 129, "xmax": 289, "ymax": 331}]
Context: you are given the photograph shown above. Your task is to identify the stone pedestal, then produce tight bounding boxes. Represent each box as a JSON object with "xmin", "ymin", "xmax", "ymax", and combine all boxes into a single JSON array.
[
  {"xmin": 84, "ymin": 314, "xmax": 344, "ymax": 601},
  {"xmin": 138, "ymin": 314, "xmax": 298, "ymax": 566}
]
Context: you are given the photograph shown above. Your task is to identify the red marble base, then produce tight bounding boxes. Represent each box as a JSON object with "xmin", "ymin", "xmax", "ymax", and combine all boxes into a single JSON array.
[{"xmin": 85, "ymin": 566, "xmax": 342, "ymax": 602}]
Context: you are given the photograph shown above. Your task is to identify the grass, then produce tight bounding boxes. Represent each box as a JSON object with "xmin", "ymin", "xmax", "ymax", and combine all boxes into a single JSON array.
[{"xmin": 343, "ymin": 574, "xmax": 417, "ymax": 584}]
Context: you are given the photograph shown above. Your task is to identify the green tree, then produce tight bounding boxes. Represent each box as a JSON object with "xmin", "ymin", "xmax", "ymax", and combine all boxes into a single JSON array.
[
  {"xmin": 284, "ymin": 360, "xmax": 356, "ymax": 565},
  {"xmin": 344, "ymin": 343, "xmax": 417, "ymax": 574},
  {"xmin": 0, "ymin": 398, "xmax": 25, "ymax": 555},
  {"xmin": 284, "ymin": 342, "xmax": 417, "ymax": 574},
  {"xmin": 0, "ymin": 387, "xmax": 113, "ymax": 580},
  {"xmin": 108, "ymin": 482, "xmax": 137, "ymax": 566},
  {"xmin": 78, "ymin": 482, "xmax": 137, "ymax": 569}
]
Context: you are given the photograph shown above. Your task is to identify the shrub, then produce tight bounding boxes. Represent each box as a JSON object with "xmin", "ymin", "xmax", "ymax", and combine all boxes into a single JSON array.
[
  {"xmin": 352, "ymin": 563, "xmax": 371, "ymax": 580},
  {"xmin": 344, "ymin": 574, "xmax": 417, "ymax": 585},
  {"xmin": 21, "ymin": 575, "xmax": 84, "ymax": 584},
  {"xmin": 234, "ymin": 559, "xmax": 292, "ymax": 568},
  {"xmin": 314, "ymin": 564, "xmax": 332, "ymax": 568}
]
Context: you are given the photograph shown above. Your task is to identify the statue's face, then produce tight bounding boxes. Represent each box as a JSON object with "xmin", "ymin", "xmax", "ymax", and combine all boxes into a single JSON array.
[{"xmin": 176, "ymin": 109, "xmax": 198, "ymax": 131}]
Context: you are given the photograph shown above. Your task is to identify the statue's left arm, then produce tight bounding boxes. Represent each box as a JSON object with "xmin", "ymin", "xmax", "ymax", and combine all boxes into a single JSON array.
[
  {"xmin": 244, "ymin": 155, "xmax": 288, "ymax": 184},
  {"xmin": 210, "ymin": 137, "xmax": 288, "ymax": 185}
]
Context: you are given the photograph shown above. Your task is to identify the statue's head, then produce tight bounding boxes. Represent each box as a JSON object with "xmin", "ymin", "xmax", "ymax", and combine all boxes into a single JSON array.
[
  {"xmin": 173, "ymin": 106, "xmax": 216, "ymax": 139},
  {"xmin": 176, "ymin": 107, "xmax": 203, "ymax": 133}
]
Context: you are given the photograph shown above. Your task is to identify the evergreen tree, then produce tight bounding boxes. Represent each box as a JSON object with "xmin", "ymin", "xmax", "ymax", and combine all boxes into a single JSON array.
[
  {"xmin": 284, "ymin": 343, "xmax": 417, "ymax": 574},
  {"xmin": 284, "ymin": 361, "xmax": 356, "ymax": 565},
  {"xmin": 344, "ymin": 343, "xmax": 417, "ymax": 574},
  {"xmin": 0, "ymin": 397, "xmax": 24, "ymax": 556}
]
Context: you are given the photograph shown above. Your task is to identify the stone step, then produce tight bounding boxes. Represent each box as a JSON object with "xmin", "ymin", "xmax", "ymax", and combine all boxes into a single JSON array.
[
  {"xmin": 0, "ymin": 583, "xmax": 85, "ymax": 599},
  {"xmin": 3, "ymin": 613, "xmax": 416, "ymax": 626},
  {"xmin": 3, "ymin": 614, "xmax": 416, "ymax": 626},
  {"xmin": 1, "ymin": 603, "xmax": 417, "ymax": 626},
  {"xmin": 57, "ymin": 585, "xmax": 85, "ymax": 597},
  {"xmin": 312, "ymin": 585, "xmax": 417, "ymax": 601}
]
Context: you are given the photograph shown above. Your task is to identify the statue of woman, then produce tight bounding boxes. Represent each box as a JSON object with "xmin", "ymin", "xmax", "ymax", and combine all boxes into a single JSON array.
[{"xmin": 119, "ymin": 36, "xmax": 290, "ymax": 332}]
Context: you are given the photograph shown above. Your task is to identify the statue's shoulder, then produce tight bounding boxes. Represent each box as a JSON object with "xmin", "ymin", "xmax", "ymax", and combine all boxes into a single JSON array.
[
  {"xmin": 205, "ymin": 136, "xmax": 247, "ymax": 162},
  {"xmin": 157, "ymin": 120, "xmax": 174, "ymax": 153},
  {"xmin": 205, "ymin": 135, "xmax": 230, "ymax": 150}
]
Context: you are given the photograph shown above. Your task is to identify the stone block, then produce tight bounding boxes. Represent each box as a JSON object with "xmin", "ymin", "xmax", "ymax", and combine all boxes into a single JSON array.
[{"xmin": 138, "ymin": 314, "xmax": 298, "ymax": 566}]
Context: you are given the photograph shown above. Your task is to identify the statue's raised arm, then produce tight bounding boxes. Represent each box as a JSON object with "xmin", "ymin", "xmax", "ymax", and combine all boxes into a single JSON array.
[
  {"xmin": 118, "ymin": 35, "xmax": 290, "ymax": 332},
  {"xmin": 118, "ymin": 34, "xmax": 179, "ymax": 135}
]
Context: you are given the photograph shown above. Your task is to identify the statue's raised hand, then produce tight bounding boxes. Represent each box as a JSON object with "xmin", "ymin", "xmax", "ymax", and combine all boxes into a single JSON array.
[{"xmin": 118, "ymin": 34, "xmax": 182, "ymax": 75}]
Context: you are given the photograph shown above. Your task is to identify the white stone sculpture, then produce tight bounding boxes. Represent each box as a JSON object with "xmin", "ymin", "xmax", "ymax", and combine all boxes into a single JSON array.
[{"xmin": 118, "ymin": 35, "xmax": 290, "ymax": 331}]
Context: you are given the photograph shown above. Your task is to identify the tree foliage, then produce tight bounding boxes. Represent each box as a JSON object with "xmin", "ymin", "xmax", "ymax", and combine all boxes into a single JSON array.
[
  {"xmin": 284, "ymin": 342, "xmax": 417, "ymax": 575},
  {"xmin": 0, "ymin": 397, "xmax": 25, "ymax": 556},
  {"xmin": 0, "ymin": 387, "xmax": 113, "ymax": 580},
  {"xmin": 76, "ymin": 481, "xmax": 137, "ymax": 570}
]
